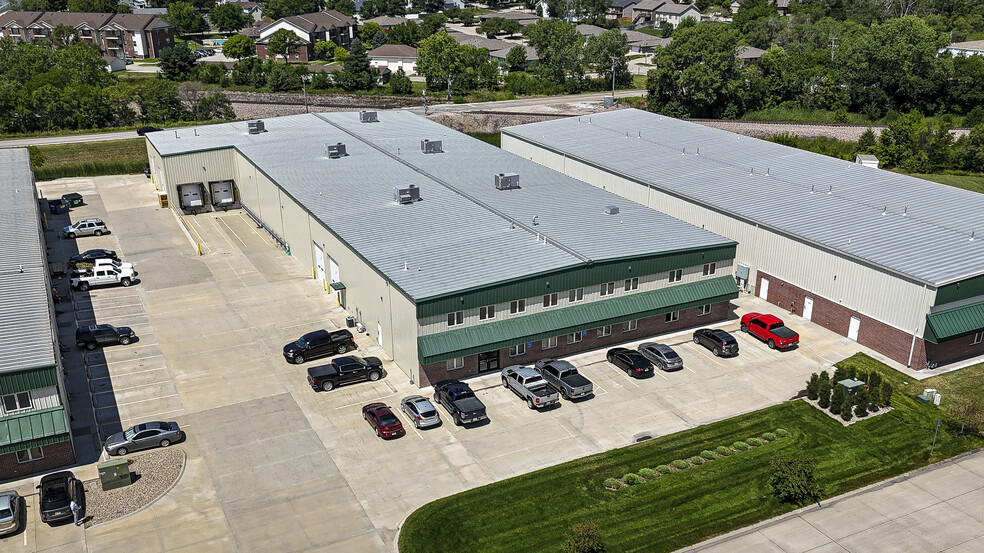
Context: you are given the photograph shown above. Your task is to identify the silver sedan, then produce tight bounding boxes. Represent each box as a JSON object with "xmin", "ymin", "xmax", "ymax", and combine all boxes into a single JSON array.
[
  {"xmin": 639, "ymin": 342, "xmax": 684, "ymax": 371},
  {"xmin": 400, "ymin": 395, "xmax": 442, "ymax": 429},
  {"xmin": 104, "ymin": 421, "xmax": 183, "ymax": 456}
]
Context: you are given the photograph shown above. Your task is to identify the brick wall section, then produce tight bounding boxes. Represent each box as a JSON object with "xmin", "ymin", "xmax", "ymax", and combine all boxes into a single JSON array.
[
  {"xmin": 0, "ymin": 439, "xmax": 76, "ymax": 482},
  {"xmin": 927, "ymin": 334, "xmax": 984, "ymax": 365},
  {"xmin": 417, "ymin": 300, "xmax": 730, "ymax": 388},
  {"xmin": 755, "ymin": 271, "xmax": 927, "ymax": 368}
]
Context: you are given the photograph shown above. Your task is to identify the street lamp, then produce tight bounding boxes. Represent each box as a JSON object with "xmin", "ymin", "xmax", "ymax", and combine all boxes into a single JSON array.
[{"xmin": 301, "ymin": 74, "xmax": 312, "ymax": 113}]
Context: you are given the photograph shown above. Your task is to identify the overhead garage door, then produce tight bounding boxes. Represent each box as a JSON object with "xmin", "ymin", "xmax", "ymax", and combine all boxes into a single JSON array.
[
  {"xmin": 210, "ymin": 180, "xmax": 235, "ymax": 207},
  {"xmin": 179, "ymin": 183, "xmax": 204, "ymax": 209}
]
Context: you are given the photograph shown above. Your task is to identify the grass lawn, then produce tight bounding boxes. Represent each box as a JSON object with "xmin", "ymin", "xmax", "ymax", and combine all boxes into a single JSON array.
[
  {"xmin": 910, "ymin": 173, "xmax": 984, "ymax": 195},
  {"xmin": 399, "ymin": 354, "xmax": 983, "ymax": 553},
  {"xmin": 34, "ymin": 139, "xmax": 148, "ymax": 180},
  {"xmin": 467, "ymin": 132, "xmax": 500, "ymax": 147}
]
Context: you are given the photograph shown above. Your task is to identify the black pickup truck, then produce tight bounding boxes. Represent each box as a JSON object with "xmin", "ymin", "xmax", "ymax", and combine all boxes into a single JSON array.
[
  {"xmin": 307, "ymin": 355, "xmax": 383, "ymax": 392},
  {"xmin": 433, "ymin": 379, "xmax": 488, "ymax": 426}
]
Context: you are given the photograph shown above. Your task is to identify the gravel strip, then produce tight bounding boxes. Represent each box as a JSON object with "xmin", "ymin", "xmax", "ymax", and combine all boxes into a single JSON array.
[{"xmin": 81, "ymin": 447, "xmax": 185, "ymax": 528}]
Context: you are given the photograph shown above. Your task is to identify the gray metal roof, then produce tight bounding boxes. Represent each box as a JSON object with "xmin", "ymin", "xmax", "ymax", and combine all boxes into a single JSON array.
[
  {"xmin": 147, "ymin": 111, "xmax": 732, "ymax": 301},
  {"xmin": 502, "ymin": 109, "xmax": 984, "ymax": 286},
  {"xmin": 0, "ymin": 149, "xmax": 57, "ymax": 373}
]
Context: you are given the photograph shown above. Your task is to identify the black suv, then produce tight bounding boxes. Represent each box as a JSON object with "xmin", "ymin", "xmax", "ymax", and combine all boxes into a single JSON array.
[
  {"xmin": 37, "ymin": 471, "xmax": 79, "ymax": 524},
  {"xmin": 76, "ymin": 324, "xmax": 136, "ymax": 350},
  {"xmin": 283, "ymin": 329, "xmax": 356, "ymax": 364},
  {"xmin": 693, "ymin": 328, "xmax": 740, "ymax": 357},
  {"xmin": 307, "ymin": 356, "xmax": 383, "ymax": 391}
]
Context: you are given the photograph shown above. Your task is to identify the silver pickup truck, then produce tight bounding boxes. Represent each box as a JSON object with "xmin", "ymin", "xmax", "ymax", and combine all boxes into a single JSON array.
[
  {"xmin": 501, "ymin": 365, "xmax": 560, "ymax": 409},
  {"xmin": 534, "ymin": 358, "xmax": 594, "ymax": 400}
]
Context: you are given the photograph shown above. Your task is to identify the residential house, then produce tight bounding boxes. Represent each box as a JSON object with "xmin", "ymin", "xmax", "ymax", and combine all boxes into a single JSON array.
[
  {"xmin": 650, "ymin": 1, "xmax": 701, "ymax": 27},
  {"xmin": 855, "ymin": 154, "xmax": 879, "ymax": 168},
  {"xmin": 736, "ymin": 45, "xmax": 766, "ymax": 64},
  {"xmin": 366, "ymin": 16, "xmax": 407, "ymax": 31},
  {"xmin": 576, "ymin": 25, "xmax": 671, "ymax": 54},
  {"xmin": 941, "ymin": 40, "xmax": 984, "ymax": 58},
  {"xmin": 104, "ymin": 53, "xmax": 127, "ymax": 72},
  {"xmin": 225, "ymin": 1, "xmax": 264, "ymax": 23},
  {"xmin": 477, "ymin": 10, "xmax": 542, "ymax": 27},
  {"xmin": 256, "ymin": 10, "xmax": 356, "ymax": 62},
  {"xmin": 368, "ymin": 44, "xmax": 417, "ymax": 74},
  {"xmin": 609, "ymin": 0, "xmax": 640, "ymax": 20},
  {"xmin": 0, "ymin": 11, "xmax": 173, "ymax": 58}
]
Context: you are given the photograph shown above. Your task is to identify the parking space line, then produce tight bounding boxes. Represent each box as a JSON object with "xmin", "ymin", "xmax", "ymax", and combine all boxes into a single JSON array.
[
  {"xmin": 591, "ymin": 384, "xmax": 608, "ymax": 396},
  {"xmin": 617, "ymin": 369, "xmax": 641, "ymax": 388},
  {"xmin": 85, "ymin": 352, "xmax": 163, "ymax": 365},
  {"xmin": 218, "ymin": 216, "xmax": 248, "ymax": 247},
  {"xmin": 207, "ymin": 216, "xmax": 236, "ymax": 249},
  {"xmin": 88, "ymin": 365, "xmax": 169, "ymax": 380},
  {"xmin": 334, "ymin": 390, "xmax": 397, "ymax": 410},
  {"xmin": 395, "ymin": 409, "xmax": 424, "ymax": 440},
  {"xmin": 239, "ymin": 212, "xmax": 268, "ymax": 241},
  {"xmin": 95, "ymin": 392, "xmax": 180, "ymax": 408},
  {"xmin": 182, "ymin": 215, "xmax": 209, "ymax": 253}
]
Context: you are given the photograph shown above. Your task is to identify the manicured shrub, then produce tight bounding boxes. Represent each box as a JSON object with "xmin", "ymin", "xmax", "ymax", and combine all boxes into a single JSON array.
[
  {"xmin": 854, "ymin": 390, "xmax": 869, "ymax": 417},
  {"xmin": 846, "ymin": 366, "xmax": 857, "ymax": 380},
  {"xmin": 769, "ymin": 453, "xmax": 821, "ymax": 506},
  {"xmin": 818, "ymin": 370, "xmax": 830, "ymax": 384},
  {"xmin": 817, "ymin": 378, "xmax": 832, "ymax": 409},
  {"xmin": 638, "ymin": 468, "xmax": 657, "ymax": 480},
  {"xmin": 831, "ymin": 367, "xmax": 847, "ymax": 384},
  {"xmin": 840, "ymin": 396, "xmax": 854, "ymax": 421},
  {"xmin": 868, "ymin": 372, "xmax": 882, "ymax": 392},
  {"xmin": 806, "ymin": 373, "xmax": 820, "ymax": 400},
  {"xmin": 868, "ymin": 385, "xmax": 881, "ymax": 412},
  {"xmin": 688, "ymin": 456, "xmax": 705, "ymax": 465},
  {"xmin": 623, "ymin": 473, "xmax": 641, "ymax": 485},
  {"xmin": 881, "ymin": 382, "xmax": 893, "ymax": 406},
  {"xmin": 715, "ymin": 445, "xmax": 732, "ymax": 456},
  {"xmin": 775, "ymin": 428, "xmax": 789, "ymax": 438},
  {"xmin": 700, "ymin": 450, "xmax": 716, "ymax": 460},
  {"xmin": 671, "ymin": 459, "xmax": 690, "ymax": 470},
  {"xmin": 761, "ymin": 432, "xmax": 777, "ymax": 442},
  {"xmin": 733, "ymin": 441, "xmax": 749, "ymax": 451},
  {"xmin": 830, "ymin": 384, "xmax": 845, "ymax": 414},
  {"xmin": 603, "ymin": 477, "xmax": 620, "ymax": 490},
  {"xmin": 561, "ymin": 520, "xmax": 607, "ymax": 553},
  {"xmin": 655, "ymin": 465, "xmax": 671, "ymax": 474},
  {"xmin": 746, "ymin": 438, "xmax": 763, "ymax": 447}
]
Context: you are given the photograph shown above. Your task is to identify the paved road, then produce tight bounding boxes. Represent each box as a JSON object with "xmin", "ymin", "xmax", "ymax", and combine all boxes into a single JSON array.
[
  {"xmin": 680, "ymin": 448, "xmax": 984, "ymax": 553},
  {"xmin": 0, "ymin": 131, "xmax": 137, "ymax": 149}
]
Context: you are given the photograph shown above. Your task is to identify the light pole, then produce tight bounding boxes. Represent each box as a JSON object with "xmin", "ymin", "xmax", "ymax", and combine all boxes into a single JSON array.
[{"xmin": 301, "ymin": 74, "xmax": 312, "ymax": 113}]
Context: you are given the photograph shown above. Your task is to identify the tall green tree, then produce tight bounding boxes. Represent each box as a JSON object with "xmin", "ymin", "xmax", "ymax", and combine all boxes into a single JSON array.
[
  {"xmin": 68, "ymin": 0, "xmax": 119, "ymax": 12},
  {"xmin": 266, "ymin": 28, "xmax": 303, "ymax": 63},
  {"xmin": 332, "ymin": 38, "xmax": 376, "ymax": 91},
  {"xmin": 419, "ymin": 14, "xmax": 447, "ymax": 39},
  {"xmin": 524, "ymin": 19, "xmax": 585, "ymax": 86},
  {"xmin": 263, "ymin": 0, "xmax": 320, "ymax": 20},
  {"xmin": 136, "ymin": 78, "xmax": 186, "ymax": 123},
  {"xmin": 222, "ymin": 34, "xmax": 256, "ymax": 60},
  {"xmin": 17, "ymin": 0, "xmax": 69, "ymax": 11},
  {"xmin": 416, "ymin": 31, "xmax": 463, "ymax": 100},
  {"xmin": 585, "ymin": 28, "xmax": 631, "ymax": 91},
  {"xmin": 769, "ymin": 454, "xmax": 822, "ymax": 506},
  {"xmin": 210, "ymin": 3, "xmax": 251, "ymax": 32},
  {"xmin": 359, "ymin": 22, "xmax": 385, "ymax": 44},
  {"xmin": 314, "ymin": 40, "xmax": 337, "ymax": 60},
  {"xmin": 159, "ymin": 42, "xmax": 198, "ymax": 80},
  {"xmin": 359, "ymin": 0, "xmax": 406, "ymax": 18},
  {"xmin": 505, "ymin": 44, "xmax": 527, "ymax": 71},
  {"xmin": 50, "ymin": 24, "xmax": 80, "ymax": 50},
  {"xmin": 324, "ymin": 0, "xmax": 357, "ymax": 16},
  {"xmin": 164, "ymin": 1, "xmax": 208, "ymax": 34},
  {"xmin": 949, "ymin": 55, "xmax": 984, "ymax": 115},
  {"xmin": 388, "ymin": 21, "xmax": 420, "ymax": 46}
]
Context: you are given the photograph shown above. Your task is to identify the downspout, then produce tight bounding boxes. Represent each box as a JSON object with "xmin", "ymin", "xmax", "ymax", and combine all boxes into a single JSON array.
[{"xmin": 907, "ymin": 284, "xmax": 929, "ymax": 367}]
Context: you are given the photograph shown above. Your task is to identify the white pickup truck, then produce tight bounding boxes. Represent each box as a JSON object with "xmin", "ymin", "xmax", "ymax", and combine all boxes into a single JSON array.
[{"xmin": 70, "ymin": 263, "xmax": 137, "ymax": 291}]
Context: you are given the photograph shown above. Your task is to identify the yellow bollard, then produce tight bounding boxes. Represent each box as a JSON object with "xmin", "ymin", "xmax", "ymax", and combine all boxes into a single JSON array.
[{"xmin": 197, "ymin": 243, "xmax": 202, "ymax": 256}]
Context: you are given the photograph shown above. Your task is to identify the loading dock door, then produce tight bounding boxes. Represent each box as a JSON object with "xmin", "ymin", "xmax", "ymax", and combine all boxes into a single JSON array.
[
  {"xmin": 210, "ymin": 180, "xmax": 235, "ymax": 208},
  {"xmin": 758, "ymin": 277, "xmax": 770, "ymax": 300},
  {"xmin": 802, "ymin": 297, "xmax": 814, "ymax": 321},
  {"xmin": 314, "ymin": 244, "xmax": 326, "ymax": 284},
  {"xmin": 848, "ymin": 316, "xmax": 861, "ymax": 341},
  {"xmin": 179, "ymin": 183, "xmax": 204, "ymax": 209}
]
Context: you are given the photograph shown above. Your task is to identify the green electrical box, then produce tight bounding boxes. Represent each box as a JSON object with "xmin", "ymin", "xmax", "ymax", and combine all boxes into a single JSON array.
[{"xmin": 97, "ymin": 458, "xmax": 132, "ymax": 491}]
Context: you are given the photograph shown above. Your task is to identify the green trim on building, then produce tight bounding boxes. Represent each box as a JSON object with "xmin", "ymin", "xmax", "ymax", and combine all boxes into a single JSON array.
[
  {"xmin": 329, "ymin": 281, "xmax": 346, "ymax": 290},
  {"xmin": 418, "ymin": 276, "xmax": 739, "ymax": 364},
  {"xmin": 0, "ymin": 366, "xmax": 58, "ymax": 396},
  {"xmin": 924, "ymin": 299, "xmax": 984, "ymax": 344},
  {"xmin": 935, "ymin": 275, "xmax": 984, "ymax": 306},
  {"xmin": 415, "ymin": 244, "xmax": 738, "ymax": 319},
  {"xmin": 0, "ymin": 406, "xmax": 69, "ymax": 454}
]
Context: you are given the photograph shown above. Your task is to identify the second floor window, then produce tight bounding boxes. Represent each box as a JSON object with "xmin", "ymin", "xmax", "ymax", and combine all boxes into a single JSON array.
[
  {"xmin": 510, "ymin": 299, "xmax": 526, "ymax": 314},
  {"xmin": 669, "ymin": 269, "xmax": 683, "ymax": 283},
  {"xmin": 543, "ymin": 293, "xmax": 558, "ymax": 308},
  {"xmin": 2, "ymin": 392, "xmax": 31, "ymax": 413},
  {"xmin": 624, "ymin": 277, "xmax": 639, "ymax": 291},
  {"xmin": 569, "ymin": 288, "xmax": 584, "ymax": 303},
  {"xmin": 447, "ymin": 311, "xmax": 463, "ymax": 327},
  {"xmin": 703, "ymin": 263, "xmax": 717, "ymax": 276},
  {"xmin": 600, "ymin": 281, "xmax": 615, "ymax": 296},
  {"xmin": 479, "ymin": 305, "xmax": 495, "ymax": 320}
]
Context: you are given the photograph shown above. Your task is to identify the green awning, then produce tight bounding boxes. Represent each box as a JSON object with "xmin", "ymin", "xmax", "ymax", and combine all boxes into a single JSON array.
[
  {"xmin": 0, "ymin": 406, "xmax": 70, "ymax": 455},
  {"xmin": 0, "ymin": 366, "xmax": 58, "ymax": 396},
  {"xmin": 418, "ymin": 276, "xmax": 738, "ymax": 364},
  {"xmin": 329, "ymin": 281, "xmax": 346, "ymax": 290},
  {"xmin": 925, "ymin": 299, "xmax": 984, "ymax": 344}
]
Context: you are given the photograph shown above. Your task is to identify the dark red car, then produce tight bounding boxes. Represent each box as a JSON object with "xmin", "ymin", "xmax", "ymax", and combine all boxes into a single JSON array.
[
  {"xmin": 740, "ymin": 313, "xmax": 800, "ymax": 349},
  {"xmin": 362, "ymin": 403, "xmax": 403, "ymax": 439}
]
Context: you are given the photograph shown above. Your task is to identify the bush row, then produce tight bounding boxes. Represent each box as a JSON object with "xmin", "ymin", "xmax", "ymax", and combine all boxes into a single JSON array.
[
  {"xmin": 603, "ymin": 429, "xmax": 788, "ymax": 490},
  {"xmin": 805, "ymin": 368, "xmax": 894, "ymax": 422}
]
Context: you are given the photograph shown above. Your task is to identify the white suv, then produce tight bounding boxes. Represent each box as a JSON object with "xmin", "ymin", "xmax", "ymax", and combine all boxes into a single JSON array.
[{"xmin": 63, "ymin": 218, "xmax": 109, "ymax": 238}]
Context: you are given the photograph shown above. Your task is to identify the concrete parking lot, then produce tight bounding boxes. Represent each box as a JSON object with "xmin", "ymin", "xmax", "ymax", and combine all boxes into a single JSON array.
[{"xmin": 3, "ymin": 174, "xmax": 911, "ymax": 553}]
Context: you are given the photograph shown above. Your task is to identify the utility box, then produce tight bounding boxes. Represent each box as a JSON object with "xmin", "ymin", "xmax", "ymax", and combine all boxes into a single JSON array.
[
  {"xmin": 248, "ymin": 120, "xmax": 265, "ymax": 134},
  {"xmin": 421, "ymin": 139, "xmax": 443, "ymax": 154},
  {"xmin": 97, "ymin": 458, "xmax": 132, "ymax": 491},
  {"xmin": 47, "ymin": 199, "xmax": 70, "ymax": 215},
  {"xmin": 360, "ymin": 110, "xmax": 378, "ymax": 123},
  {"xmin": 604, "ymin": 96, "xmax": 615, "ymax": 108},
  {"xmin": 495, "ymin": 173, "xmax": 519, "ymax": 190},
  {"xmin": 394, "ymin": 184, "xmax": 420, "ymax": 204},
  {"xmin": 837, "ymin": 378, "xmax": 865, "ymax": 396},
  {"xmin": 326, "ymin": 142, "xmax": 347, "ymax": 158}
]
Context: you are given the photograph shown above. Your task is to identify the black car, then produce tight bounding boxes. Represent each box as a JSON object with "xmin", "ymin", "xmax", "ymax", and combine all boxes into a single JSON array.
[
  {"xmin": 69, "ymin": 249, "xmax": 120, "ymax": 265},
  {"xmin": 283, "ymin": 328, "xmax": 356, "ymax": 364},
  {"xmin": 307, "ymin": 355, "xmax": 383, "ymax": 392},
  {"xmin": 693, "ymin": 328, "xmax": 740, "ymax": 357},
  {"xmin": 36, "ymin": 472, "xmax": 78, "ymax": 524},
  {"xmin": 76, "ymin": 324, "xmax": 136, "ymax": 350},
  {"xmin": 606, "ymin": 347, "xmax": 654, "ymax": 378},
  {"xmin": 136, "ymin": 126, "xmax": 162, "ymax": 136}
]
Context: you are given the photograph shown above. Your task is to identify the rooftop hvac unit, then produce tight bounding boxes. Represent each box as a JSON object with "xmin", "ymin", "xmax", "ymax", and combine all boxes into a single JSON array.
[
  {"xmin": 326, "ymin": 142, "xmax": 347, "ymax": 158},
  {"xmin": 247, "ymin": 120, "xmax": 265, "ymax": 134},
  {"xmin": 394, "ymin": 184, "xmax": 420, "ymax": 204},
  {"xmin": 360, "ymin": 110, "xmax": 378, "ymax": 123},
  {"xmin": 421, "ymin": 139, "xmax": 443, "ymax": 154},
  {"xmin": 604, "ymin": 205, "xmax": 619, "ymax": 215},
  {"xmin": 495, "ymin": 173, "xmax": 519, "ymax": 190}
]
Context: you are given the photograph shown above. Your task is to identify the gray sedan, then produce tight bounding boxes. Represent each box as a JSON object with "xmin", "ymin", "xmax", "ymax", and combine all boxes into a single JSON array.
[
  {"xmin": 400, "ymin": 395, "xmax": 441, "ymax": 429},
  {"xmin": 104, "ymin": 421, "xmax": 183, "ymax": 456},
  {"xmin": 0, "ymin": 491, "xmax": 19, "ymax": 536},
  {"xmin": 639, "ymin": 342, "xmax": 684, "ymax": 371}
]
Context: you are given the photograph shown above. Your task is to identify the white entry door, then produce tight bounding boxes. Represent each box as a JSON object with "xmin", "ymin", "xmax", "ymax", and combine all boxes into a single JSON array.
[
  {"xmin": 377, "ymin": 322, "xmax": 383, "ymax": 347},
  {"xmin": 802, "ymin": 297, "xmax": 814, "ymax": 321},
  {"xmin": 314, "ymin": 244, "xmax": 326, "ymax": 283},
  {"xmin": 329, "ymin": 256, "xmax": 340, "ymax": 303},
  {"xmin": 758, "ymin": 277, "xmax": 770, "ymax": 300},
  {"xmin": 848, "ymin": 316, "xmax": 861, "ymax": 341}
]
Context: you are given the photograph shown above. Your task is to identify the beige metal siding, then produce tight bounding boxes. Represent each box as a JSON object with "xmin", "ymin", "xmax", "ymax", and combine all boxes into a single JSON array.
[
  {"xmin": 388, "ymin": 287, "xmax": 419, "ymax": 382},
  {"xmin": 161, "ymin": 149, "xmax": 236, "ymax": 195},
  {"xmin": 234, "ymin": 154, "xmax": 261, "ymax": 207},
  {"xmin": 253, "ymin": 169, "xmax": 286, "ymax": 239}
]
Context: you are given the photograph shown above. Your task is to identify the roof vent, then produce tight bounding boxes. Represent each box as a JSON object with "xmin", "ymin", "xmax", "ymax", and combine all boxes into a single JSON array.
[
  {"xmin": 326, "ymin": 142, "xmax": 347, "ymax": 158},
  {"xmin": 247, "ymin": 120, "xmax": 265, "ymax": 134},
  {"xmin": 421, "ymin": 139, "xmax": 443, "ymax": 154},
  {"xmin": 495, "ymin": 172, "xmax": 519, "ymax": 190},
  {"xmin": 359, "ymin": 110, "xmax": 378, "ymax": 123},
  {"xmin": 604, "ymin": 206, "xmax": 619, "ymax": 215},
  {"xmin": 394, "ymin": 184, "xmax": 420, "ymax": 204}
]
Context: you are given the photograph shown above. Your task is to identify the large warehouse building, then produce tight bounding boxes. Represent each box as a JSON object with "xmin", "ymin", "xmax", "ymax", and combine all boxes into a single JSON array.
[
  {"xmin": 146, "ymin": 111, "xmax": 739, "ymax": 386},
  {"xmin": 0, "ymin": 149, "xmax": 76, "ymax": 479},
  {"xmin": 502, "ymin": 109, "xmax": 984, "ymax": 370}
]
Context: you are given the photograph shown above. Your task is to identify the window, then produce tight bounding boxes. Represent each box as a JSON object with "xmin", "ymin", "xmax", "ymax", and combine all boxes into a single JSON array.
[
  {"xmin": 600, "ymin": 281, "xmax": 615, "ymax": 296},
  {"xmin": 568, "ymin": 332, "xmax": 583, "ymax": 344},
  {"xmin": 446, "ymin": 357, "xmax": 464, "ymax": 370},
  {"xmin": 569, "ymin": 288, "xmax": 584, "ymax": 303},
  {"xmin": 624, "ymin": 277, "xmax": 639, "ymax": 291},
  {"xmin": 665, "ymin": 311, "xmax": 680, "ymax": 323},
  {"xmin": 509, "ymin": 343, "xmax": 526, "ymax": 357},
  {"xmin": 510, "ymin": 299, "xmax": 526, "ymax": 314},
  {"xmin": 542, "ymin": 336, "xmax": 558, "ymax": 349},
  {"xmin": 479, "ymin": 305, "xmax": 495, "ymax": 320},
  {"xmin": 698, "ymin": 304, "xmax": 712, "ymax": 316},
  {"xmin": 597, "ymin": 325, "xmax": 612, "ymax": 337},
  {"xmin": 543, "ymin": 293, "xmax": 558, "ymax": 308},
  {"xmin": 16, "ymin": 447, "xmax": 43, "ymax": 463},
  {"xmin": 669, "ymin": 269, "xmax": 683, "ymax": 283},
  {"xmin": 974, "ymin": 331, "xmax": 984, "ymax": 345},
  {"xmin": 624, "ymin": 319, "xmax": 638, "ymax": 332},
  {"xmin": 2, "ymin": 392, "xmax": 31, "ymax": 413},
  {"xmin": 702, "ymin": 263, "xmax": 717, "ymax": 276},
  {"xmin": 447, "ymin": 311, "xmax": 463, "ymax": 327}
]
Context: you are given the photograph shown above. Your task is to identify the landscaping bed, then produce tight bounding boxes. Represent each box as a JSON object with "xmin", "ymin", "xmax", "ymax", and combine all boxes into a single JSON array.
[{"xmin": 81, "ymin": 448, "xmax": 185, "ymax": 528}]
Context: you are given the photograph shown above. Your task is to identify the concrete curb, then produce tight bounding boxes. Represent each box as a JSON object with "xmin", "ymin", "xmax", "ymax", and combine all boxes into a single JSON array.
[{"xmin": 85, "ymin": 448, "xmax": 188, "ymax": 530}]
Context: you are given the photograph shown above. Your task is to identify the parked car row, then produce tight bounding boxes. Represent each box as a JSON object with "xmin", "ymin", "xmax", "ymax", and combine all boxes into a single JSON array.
[{"xmin": 0, "ymin": 471, "xmax": 81, "ymax": 533}]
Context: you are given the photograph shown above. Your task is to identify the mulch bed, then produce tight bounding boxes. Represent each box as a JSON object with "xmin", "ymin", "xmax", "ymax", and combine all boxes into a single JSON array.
[{"xmin": 81, "ymin": 447, "xmax": 185, "ymax": 528}]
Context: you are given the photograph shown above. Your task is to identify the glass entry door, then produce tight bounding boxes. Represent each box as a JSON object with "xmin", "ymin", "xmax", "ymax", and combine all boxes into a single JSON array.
[{"xmin": 478, "ymin": 351, "xmax": 500, "ymax": 373}]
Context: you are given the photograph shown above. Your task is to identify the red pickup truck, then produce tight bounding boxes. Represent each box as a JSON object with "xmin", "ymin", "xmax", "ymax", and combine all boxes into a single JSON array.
[{"xmin": 740, "ymin": 313, "xmax": 799, "ymax": 349}]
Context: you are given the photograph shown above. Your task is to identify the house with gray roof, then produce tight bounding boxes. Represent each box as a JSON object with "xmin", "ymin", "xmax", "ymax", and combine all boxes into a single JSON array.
[
  {"xmin": 0, "ymin": 10, "xmax": 173, "ymax": 58},
  {"xmin": 256, "ymin": 10, "xmax": 356, "ymax": 62}
]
